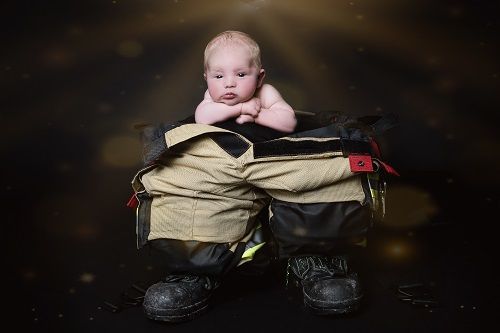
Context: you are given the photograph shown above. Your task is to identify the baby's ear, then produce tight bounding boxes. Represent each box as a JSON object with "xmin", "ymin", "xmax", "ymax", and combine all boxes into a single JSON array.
[
  {"xmin": 203, "ymin": 73, "xmax": 207, "ymax": 81},
  {"xmin": 257, "ymin": 69, "xmax": 266, "ymax": 88}
]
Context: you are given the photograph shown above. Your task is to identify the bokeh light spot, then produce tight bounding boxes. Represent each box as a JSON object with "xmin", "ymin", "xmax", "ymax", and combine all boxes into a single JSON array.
[
  {"xmin": 22, "ymin": 270, "xmax": 37, "ymax": 280},
  {"xmin": 116, "ymin": 40, "xmax": 144, "ymax": 58},
  {"xmin": 97, "ymin": 103, "xmax": 114, "ymax": 114},
  {"xmin": 381, "ymin": 185, "xmax": 439, "ymax": 228},
  {"xmin": 79, "ymin": 273, "xmax": 96, "ymax": 283},
  {"xmin": 240, "ymin": 0, "xmax": 267, "ymax": 10},
  {"xmin": 101, "ymin": 136, "xmax": 141, "ymax": 168},
  {"xmin": 384, "ymin": 241, "xmax": 414, "ymax": 261},
  {"xmin": 292, "ymin": 226, "xmax": 307, "ymax": 236},
  {"xmin": 43, "ymin": 48, "xmax": 72, "ymax": 67},
  {"xmin": 75, "ymin": 223, "xmax": 100, "ymax": 239}
]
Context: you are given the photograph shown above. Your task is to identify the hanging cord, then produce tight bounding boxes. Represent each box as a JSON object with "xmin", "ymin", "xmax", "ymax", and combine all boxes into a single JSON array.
[{"xmin": 102, "ymin": 282, "xmax": 148, "ymax": 313}]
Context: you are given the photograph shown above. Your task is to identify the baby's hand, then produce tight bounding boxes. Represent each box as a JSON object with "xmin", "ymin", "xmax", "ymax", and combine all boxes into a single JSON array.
[
  {"xmin": 240, "ymin": 97, "xmax": 261, "ymax": 118},
  {"xmin": 235, "ymin": 114, "xmax": 255, "ymax": 124}
]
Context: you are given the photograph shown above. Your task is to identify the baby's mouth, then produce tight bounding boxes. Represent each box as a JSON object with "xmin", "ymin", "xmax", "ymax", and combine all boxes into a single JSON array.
[{"xmin": 223, "ymin": 93, "xmax": 236, "ymax": 99}]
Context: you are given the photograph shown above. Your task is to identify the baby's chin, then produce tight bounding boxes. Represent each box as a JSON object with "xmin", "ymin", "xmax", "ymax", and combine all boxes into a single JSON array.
[
  {"xmin": 218, "ymin": 95, "xmax": 254, "ymax": 106},
  {"xmin": 218, "ymin": 99, "xmax": 241, "ymax": 106}
]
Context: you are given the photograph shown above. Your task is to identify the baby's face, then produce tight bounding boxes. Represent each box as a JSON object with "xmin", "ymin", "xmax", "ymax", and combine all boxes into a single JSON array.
[{"xmin": 205, "ymin": 45, "xmax": 263, "ymax": 106}]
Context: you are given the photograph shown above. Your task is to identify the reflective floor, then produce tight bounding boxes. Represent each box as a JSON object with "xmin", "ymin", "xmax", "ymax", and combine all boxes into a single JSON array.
[{"xmin": 10, "ymin": 162, "xmax": 496, "ymax": 332}]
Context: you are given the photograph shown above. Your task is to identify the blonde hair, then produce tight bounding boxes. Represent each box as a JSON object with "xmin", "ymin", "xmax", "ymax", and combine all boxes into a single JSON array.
[{"xmin": 204, "ymin": 31, "xmax": 262, "ymax": 71}]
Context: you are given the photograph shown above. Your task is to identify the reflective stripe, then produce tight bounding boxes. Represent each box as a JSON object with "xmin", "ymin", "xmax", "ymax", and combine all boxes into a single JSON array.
[
  {"xmin": 367, "ymin": 169, "xmax": 386, "ymax": 221},
  {"xmin": 135, "ymin": 207, "xmax": 139, "ymax": 249},
  {"xmin": 238, "ymin": 242, "xmax": 266, "ymax": 266},
  {"xmin": 237, "ymin": 223, "xmax": 266, "ymax": 266},
  {"xmin": 354, "ymin": 237, "xmax": 367, "ymax": 247}
]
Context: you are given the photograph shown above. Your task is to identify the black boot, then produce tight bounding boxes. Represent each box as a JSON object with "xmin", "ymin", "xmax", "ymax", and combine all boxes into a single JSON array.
[
  {"xmin": 287, "ymin": 255, "xmax": 362, "ymax": 315},
  {"xmin": 143, "ymin": 274, "xmax": 218, "ymax": 322}
]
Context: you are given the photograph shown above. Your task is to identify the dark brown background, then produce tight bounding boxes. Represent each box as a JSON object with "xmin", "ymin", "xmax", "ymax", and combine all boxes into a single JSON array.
[{"xmin": 2, "ymin": 0, "xmax": 498, "ymax": 331}]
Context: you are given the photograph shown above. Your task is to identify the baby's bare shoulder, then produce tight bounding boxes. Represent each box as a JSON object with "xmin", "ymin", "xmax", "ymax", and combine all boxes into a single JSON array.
[
  {"xmin": 257, "ymin": 84, "xmax": 282, "ymax": 99},
  {"xmin": 259, "ymin": 83, "xmax": 278, "ymax": 93}
]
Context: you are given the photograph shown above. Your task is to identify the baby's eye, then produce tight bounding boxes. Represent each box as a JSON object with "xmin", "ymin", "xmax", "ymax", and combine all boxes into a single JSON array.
[
  {"xmin": 215, "ymin": 75, "xmax": 223, "ymax": 79},
  {"xmin": 237, "ymin": 73, "xmax": 246, "ymax": 77}
]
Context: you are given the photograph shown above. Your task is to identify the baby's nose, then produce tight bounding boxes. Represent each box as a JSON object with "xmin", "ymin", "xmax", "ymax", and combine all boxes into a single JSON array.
[{"xmin": 224, "ymin": 76, "xmax": 236, "ymax": 88}]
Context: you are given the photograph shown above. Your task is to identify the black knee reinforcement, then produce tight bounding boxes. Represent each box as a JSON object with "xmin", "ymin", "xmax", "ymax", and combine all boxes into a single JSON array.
[
  {"xmin": 148, "ymin": 239, "xmax": 246, "ymax": 277},
  {"xmin": 269, "ymin": 199, "xmax": 372, "ymax": 258}
]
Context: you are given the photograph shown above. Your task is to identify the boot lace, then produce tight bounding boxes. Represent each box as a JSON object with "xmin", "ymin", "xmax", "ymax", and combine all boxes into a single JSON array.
[
  {"xmin": 164, "ymin": 274, "xmax": 217, "ymax": 290},
  {"xmin": 287, "ymin": 255, "xmax": 349, "ymax": 286}
]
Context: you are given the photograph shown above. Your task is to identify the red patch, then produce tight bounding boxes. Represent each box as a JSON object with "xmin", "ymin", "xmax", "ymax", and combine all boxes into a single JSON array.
[
  {"xmin": 126, "ymin": 193, "xmax": 139, "ymax": 209},
  {"xmin": 378, "ymin": 160, "xmax": 400, "ymax": 176},
  {"xmin": 349, "ymin": 155, "xmax": 374, "ymax": 172}
]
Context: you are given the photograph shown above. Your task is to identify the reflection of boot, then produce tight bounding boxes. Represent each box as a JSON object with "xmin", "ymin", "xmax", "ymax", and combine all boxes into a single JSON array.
[
  {"xmin": 143, "ymin": 274, "xmax": 219, "ymax": 322},
  {"xmin": 287, "ymin": 255, "xmax": 363, "ymax": 315}
]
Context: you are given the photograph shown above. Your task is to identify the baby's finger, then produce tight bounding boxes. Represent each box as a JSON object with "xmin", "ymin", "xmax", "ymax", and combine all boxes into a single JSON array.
[
  {"xmin": 236, "ymin": 114, "xmax": 254, "ymax": 123},
  {"xmin": 254, "ymin": 98, "xmax": 261, "ymax": 109}
]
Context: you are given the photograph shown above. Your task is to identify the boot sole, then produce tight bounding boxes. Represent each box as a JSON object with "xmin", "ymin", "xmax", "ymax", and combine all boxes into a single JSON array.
[
  {"xmin": 304, "ymin": 294, "xmax": 363, "ymax": 315},
  {"xmin": 288, "ymin": 274, "xmax": 363, "ymax": 315},
  {"xmin": 144, "ymin": 296, "xmax": 210, "ymax": 323}
]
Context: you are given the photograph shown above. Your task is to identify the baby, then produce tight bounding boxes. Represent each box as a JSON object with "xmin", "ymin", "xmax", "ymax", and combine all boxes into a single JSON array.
[
  {"xmin": 134, "ymin": 31, "xmax": 391, "ymax": 323},
  {"xmin": 195, "ymin": 31, "xmax": 297, "ymax": 133}
]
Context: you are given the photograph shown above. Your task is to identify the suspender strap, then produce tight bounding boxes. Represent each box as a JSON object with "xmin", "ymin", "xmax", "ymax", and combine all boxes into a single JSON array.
[{"xmin": 253, "ymin": 138, "xmax": 373, "ymax": 159}]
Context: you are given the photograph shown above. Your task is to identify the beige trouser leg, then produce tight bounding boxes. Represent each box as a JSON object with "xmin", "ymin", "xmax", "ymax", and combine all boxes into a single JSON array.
[{"xmin": 139, "ymin": 134, "xmax": 365, "ymax": 244}]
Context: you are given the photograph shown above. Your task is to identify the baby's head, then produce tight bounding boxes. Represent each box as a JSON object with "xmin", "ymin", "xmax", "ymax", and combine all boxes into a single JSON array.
[
  {"xmin": 204, "ymin": 31, "xmax": 262, "ymax": 71},
  {"xmin": 203, "ymin": 31, "xmax": 265, "ymax": 106}
]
